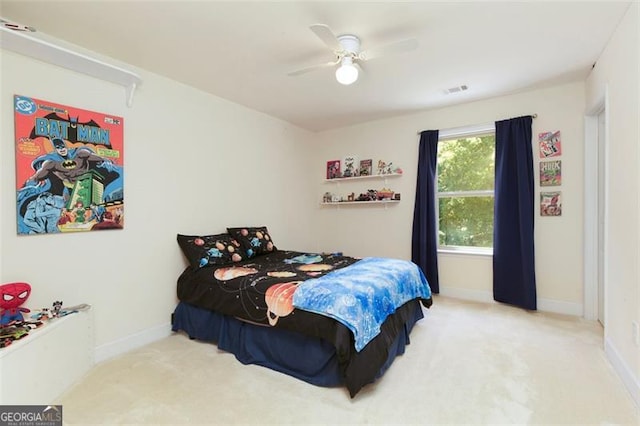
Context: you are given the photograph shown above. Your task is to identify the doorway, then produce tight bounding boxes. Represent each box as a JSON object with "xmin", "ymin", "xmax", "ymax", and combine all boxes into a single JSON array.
[
  {"xmin": 584, "ymin": 104, "xmax": 607, "ymax": 326},
  {"xmin": 596, "ymin": 109, "xmax": 606, "ymax": 326}
]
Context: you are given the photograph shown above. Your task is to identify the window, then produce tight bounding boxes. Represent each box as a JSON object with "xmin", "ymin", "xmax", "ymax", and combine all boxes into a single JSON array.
[{"xmin": 437, "ymin": 129, "xmax": 495, "ymax": 252}]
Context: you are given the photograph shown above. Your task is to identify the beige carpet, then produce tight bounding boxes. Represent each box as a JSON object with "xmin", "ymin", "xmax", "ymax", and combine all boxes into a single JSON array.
[{"xmin": 57, "ymin": 296, "xmax": 639, "ymax": 425}]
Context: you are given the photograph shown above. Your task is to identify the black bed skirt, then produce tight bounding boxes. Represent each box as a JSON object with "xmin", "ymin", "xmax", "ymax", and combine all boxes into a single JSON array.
[{"xmin": 171, "ymin": 299, "xmax": 426, "ymax": 397}]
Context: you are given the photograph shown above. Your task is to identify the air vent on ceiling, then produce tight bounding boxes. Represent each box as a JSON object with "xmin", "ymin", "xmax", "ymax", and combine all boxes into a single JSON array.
[{"xmin": 444, "ymin": 84, "xmax": 468, "ymax": 95}]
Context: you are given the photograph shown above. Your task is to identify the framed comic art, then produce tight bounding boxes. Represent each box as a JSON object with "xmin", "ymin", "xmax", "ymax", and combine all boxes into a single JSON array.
[
  {"xmin": 538, "ymin": 130, "xmax": 562, "ymax": 158},
  {"xmin": 14, "ymin": 95, "xmax": 124, "ymax": 235},
  {"xmin": 540, "ymin": 191, "xmax": 562, "ymax": 216},
  {"xmin": 326, "ymin": 160, "xmax": 341, "ymax": 179},
  {"xmin": 359, "ymin": 159, "xmax": 372, "ymax": 176},
  {"xmin": 539, "ymin": 160, "xmax": 561, "ymax": 186}
]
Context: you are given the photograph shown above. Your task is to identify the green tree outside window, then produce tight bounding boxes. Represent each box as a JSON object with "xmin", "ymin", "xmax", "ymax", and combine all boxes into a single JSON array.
[{"xmin": 437, "ymin": 135, "xmax": 495, "ymax": 248}]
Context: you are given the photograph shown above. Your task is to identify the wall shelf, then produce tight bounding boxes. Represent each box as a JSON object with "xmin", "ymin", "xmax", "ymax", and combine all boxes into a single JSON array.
[
  {"xmin": 322, "ymin": 171, "xmax": 402, "ymax": 207},
  {"xmin": 325, "ymin": 173, "xmax": 402, "ymax": 183},
  {"xmin": 321, "ymin": 200, "xmax": 400, "ymax": 206},
  {"xmin": 0, "ymin": 22, "xmax": 142, "ymax": 107}
]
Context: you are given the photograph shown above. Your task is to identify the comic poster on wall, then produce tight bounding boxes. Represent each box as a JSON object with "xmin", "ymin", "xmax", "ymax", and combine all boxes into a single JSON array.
[
  {"xmin": 539, "ymin": 160, "xmax": 562, "ymax": 186},
  {"xmin": 14, "ymin": 95, "xmax": 124, "ymax": 235},
  {"xmin": 540, "ymin": 191, "xmax": 562, "ymax": 216},
  {"xmin": 538, "ymin": 130, "xmax": 562, "ymax": 158}
]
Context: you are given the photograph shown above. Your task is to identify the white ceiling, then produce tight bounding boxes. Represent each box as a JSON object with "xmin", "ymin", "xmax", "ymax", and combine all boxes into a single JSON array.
[{"xmin": 0, "ymin": 1, "xmax": 632, "ymax": 132}]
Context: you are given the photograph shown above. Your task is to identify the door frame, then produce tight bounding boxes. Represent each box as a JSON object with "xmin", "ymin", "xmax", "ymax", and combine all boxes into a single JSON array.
[{"xmin": 583, "ymin": 94, "xmax": 608, "ymax": 323}]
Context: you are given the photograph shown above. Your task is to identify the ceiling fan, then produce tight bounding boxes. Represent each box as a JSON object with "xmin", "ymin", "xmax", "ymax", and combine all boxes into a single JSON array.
[{"xmin": 288, "ymin": 24, "xmax": 419, "ymax": 85}]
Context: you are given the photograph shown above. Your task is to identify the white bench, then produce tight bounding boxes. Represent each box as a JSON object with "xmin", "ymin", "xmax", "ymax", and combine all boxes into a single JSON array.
[{"xmin": 0, "ymin": 310, "xmax": 94, "ymax": 404}]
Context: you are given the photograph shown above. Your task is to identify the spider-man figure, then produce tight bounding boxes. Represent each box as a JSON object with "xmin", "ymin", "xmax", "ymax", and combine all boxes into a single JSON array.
[{"xmin": 0, "ymin": 282, "xmax": 31, "ymax": 326}]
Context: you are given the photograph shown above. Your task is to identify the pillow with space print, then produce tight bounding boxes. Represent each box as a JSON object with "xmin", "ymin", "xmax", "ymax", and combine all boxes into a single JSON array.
[
  {"xmin": 177, "ymin": 233, "xmax": 245, "ymax": 268},
  {"xmin": 226, "ymin": 226, "xmax": 277, "ymax": 259}
]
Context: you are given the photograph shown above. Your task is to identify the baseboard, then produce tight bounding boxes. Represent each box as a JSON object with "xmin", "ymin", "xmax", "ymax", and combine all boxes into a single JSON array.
[
  {"xmin": 94, "ymin": 322, "xmax": 172, "ymax": 364},
  {"xmin": 604, "ymin": 337, "xmax": 640, "ymax": 409},
  {"xmin": 438, "ymin": 287, "xmax": 583, "ymax": 316},
  {"xmin": 438, "ymin": 287, "xmax": 493, "ymax": 304},
  {"xmin": 537, "ymin": 298, "xmax": 583, "ymax": 316}
]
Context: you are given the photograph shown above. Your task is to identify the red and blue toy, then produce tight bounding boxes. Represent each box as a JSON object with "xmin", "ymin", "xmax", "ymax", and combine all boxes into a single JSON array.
[{"xmin": 0, "ymin": 282, "xmax": 31, "ymax": 326}]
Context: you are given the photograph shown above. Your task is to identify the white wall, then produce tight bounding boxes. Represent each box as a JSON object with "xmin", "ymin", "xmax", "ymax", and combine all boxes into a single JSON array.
[
  {"xmin": 311, "ymin": 82, "xmax": 586, "ymax": 315},
  {"xmin": 585, "ymin": 2, "xmax": 639, "ymax": 406},
  {"xmin": 0, "ymin": 48, "xmax": 314, "ymax": 359}
]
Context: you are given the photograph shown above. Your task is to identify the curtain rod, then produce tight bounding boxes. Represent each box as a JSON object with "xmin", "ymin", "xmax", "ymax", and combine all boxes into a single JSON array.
[{"xmin": 417, "ymin": 114, "xmax": 538, "ymax": 135}]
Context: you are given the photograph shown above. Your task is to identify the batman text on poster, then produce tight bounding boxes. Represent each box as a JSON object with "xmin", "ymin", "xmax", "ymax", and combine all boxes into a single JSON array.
[{"xmin": 29, "ymin": 113, "xmax": 111, "ymax": 147}]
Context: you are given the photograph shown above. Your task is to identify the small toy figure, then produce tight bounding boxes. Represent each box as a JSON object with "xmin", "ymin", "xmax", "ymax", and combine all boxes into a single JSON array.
[
  {"xmin": 52, "ymin": 301, "xmax": 63, "ymax": 317},
  {"xmin": 356, "ymin": 189, "xmax": 378, "ymax": 201},
  {"xmin": 377, "ymin": 161, "xmax": 396, "ymax": 175},
  {"xmin": 0, "ymin": 282, "xmax": 31, "ymax": 326},
  {"xmin": 385, "ymin": 162, "xmax": 394, "ymax": 174},
  {"xmin": 31, "ymin": 307, "xmax": 52, "ymax": 321}
]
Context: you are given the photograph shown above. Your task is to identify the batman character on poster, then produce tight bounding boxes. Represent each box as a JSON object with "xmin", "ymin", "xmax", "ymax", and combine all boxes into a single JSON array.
[{"xmin": 14, "ymin": 95, "xmax": 124, "ymax": 235}]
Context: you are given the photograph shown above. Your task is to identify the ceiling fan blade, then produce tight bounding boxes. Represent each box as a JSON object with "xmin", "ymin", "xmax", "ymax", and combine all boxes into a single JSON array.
[
  {"xmin": 310, "ymin": 24, "xmax": 341, "ymax": 51},
  {"xmin": 359, "ymin": 38, "xmax": 419, "ymax": 61},
  {"xmin": 287, "ymin": 60, "xmax": 338, "ymax": 77}
]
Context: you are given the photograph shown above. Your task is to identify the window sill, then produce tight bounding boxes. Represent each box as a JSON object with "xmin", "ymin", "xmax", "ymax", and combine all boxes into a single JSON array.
[{"xmin": 438, "ymin": 247, "xmax": 493, "ymax": 257}]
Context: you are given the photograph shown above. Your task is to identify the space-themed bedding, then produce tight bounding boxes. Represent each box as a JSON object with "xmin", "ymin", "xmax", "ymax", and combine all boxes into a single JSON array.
[
  {"xmin": 177, "ymin": 250, "xmax": 357, "ymax": 327},
  {"xmin": 174, "ymin": 236, "xmax": 433, "ymax": 397},
  {"xmin": 177, "ymin": 250, "xmax": 431, "ymax": 348}
]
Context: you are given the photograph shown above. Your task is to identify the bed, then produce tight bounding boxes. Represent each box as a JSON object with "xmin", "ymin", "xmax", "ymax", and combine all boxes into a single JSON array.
[{"xmin": 171, "ymin": 227, "xmax": 433, "ymax": 397}]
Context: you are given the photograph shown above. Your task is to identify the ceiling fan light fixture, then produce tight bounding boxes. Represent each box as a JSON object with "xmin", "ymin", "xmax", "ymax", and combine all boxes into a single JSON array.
[{"xmin": 335, "ymin": 57, "xmax": 358, "ymax": 85}]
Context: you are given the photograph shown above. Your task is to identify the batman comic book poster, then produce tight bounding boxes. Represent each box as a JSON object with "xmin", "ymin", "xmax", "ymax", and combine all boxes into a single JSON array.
[{"xmin": 14, "ymin": 95, "xmax": 124, "ymax": 235}]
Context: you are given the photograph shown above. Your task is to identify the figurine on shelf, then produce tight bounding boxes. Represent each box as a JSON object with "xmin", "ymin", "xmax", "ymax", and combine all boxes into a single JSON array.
[
  {"xmin": 343, "ymin": 156, "xmax": 358, "ymax": 178},
  {"xmin": 377, "ymin": 160, "xmax": 396, "ymax": 175},
  {"xmin": 0, "ymin": 282, "xmax": 31, "ymax": 326},
  {"xmin": 343, "ymin": 162, "xmax": 354, "ymax": 178},
  {"xmin": 357, "ymin": 189, "xmax": 378, "ymax": 201},
  {"xmin": 377, "ymin": 188, "xmax": 394, "ymax": 200},
  {"xmin": 52, "ymin": 300, "xmax": 63, "ymax": 317}
]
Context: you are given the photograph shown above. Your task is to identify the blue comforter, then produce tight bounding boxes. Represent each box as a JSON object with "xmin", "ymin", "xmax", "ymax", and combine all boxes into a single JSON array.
[{"xmin": 292, "ymin": 257, "xmax": 432, "ymax": 351}]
